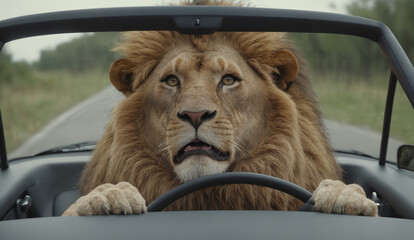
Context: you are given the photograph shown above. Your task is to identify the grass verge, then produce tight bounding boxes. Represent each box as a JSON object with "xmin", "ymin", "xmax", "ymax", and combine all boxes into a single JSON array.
[
  {"xmin": 312, "ymin": 71, "xmax": 414, "ymax": 144},
  {"xmin": 0, "ymin": 69, "xmax": 110, "ymax": 153}
]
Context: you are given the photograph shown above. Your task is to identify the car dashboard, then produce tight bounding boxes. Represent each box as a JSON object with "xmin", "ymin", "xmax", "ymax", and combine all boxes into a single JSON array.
[{"xmin": 0, "ymin": 151, "xmax": 413, "ymax": 239}]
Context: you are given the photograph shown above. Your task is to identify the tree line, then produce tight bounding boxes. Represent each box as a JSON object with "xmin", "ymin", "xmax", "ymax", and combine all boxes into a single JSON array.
[
  {"xmin": 0, "ymin": 50, "xmax": 33, "ymax": 84},
  {"xmin": 293, "ymin": 0, "xmax": 413, "ymax": 76},
  {"xmin": 35, "ymin": 32, "xmax": 119, "ymax": 72}
]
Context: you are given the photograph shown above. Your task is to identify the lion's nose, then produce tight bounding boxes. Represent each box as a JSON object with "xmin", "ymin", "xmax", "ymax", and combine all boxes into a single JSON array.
[{"xmin": 177, "ymin": 110, "xmax": 217, "ymax": 130}]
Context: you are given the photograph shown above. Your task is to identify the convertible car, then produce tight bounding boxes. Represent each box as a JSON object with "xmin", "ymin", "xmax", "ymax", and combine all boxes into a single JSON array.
[{"xmin": 0, "ymin": 5, "xmax": 413, "ymax": 240}]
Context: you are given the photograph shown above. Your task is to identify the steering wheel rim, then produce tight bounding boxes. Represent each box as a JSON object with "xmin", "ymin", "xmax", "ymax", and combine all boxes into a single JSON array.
[{"xmin": 147, "ymin": 172, "xmax": 313, "ymax": 212}]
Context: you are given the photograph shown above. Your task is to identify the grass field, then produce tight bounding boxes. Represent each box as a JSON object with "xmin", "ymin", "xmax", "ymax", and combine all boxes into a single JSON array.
[
  {"xmin": 1, "ymin": 69, "xmax": 413, "ymax": 154},
  {"xmin": 312, "ymin": 71, "xmax": 414, "ymax": 145},
  {"xmin": 0, "ymin": 69, "xmax": 110, "ymax": 153}
]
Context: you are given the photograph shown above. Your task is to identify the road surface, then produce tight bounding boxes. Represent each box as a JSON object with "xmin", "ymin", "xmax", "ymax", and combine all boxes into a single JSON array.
[{"xmin": 9, "ymin": 87, "xmax": 404, "ymax": 162}]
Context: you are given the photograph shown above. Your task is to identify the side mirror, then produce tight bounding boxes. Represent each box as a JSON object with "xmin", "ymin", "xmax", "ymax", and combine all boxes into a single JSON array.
[{"xmin": 397, "ymin": 145, "xmax": 414, "ymax": 171}]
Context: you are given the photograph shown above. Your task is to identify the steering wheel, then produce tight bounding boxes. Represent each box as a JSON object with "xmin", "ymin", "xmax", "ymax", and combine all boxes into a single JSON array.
[{"xmin": 147, "ymin": 172, "xmax": 314, "ymax": 212}]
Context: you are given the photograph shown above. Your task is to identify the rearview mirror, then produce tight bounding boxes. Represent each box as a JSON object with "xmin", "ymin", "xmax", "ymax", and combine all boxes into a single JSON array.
[{"xmin": 397, "ymin": 145, "xmax": 414, "ymax": 171}]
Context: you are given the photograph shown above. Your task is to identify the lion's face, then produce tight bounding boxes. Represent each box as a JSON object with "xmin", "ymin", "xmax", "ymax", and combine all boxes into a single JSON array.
[
  {"xmin": 141, "ymin": 42, "xmax": 271, "ymax": 182},
  {"xmin": 109, "ymin": 34, "xmax": 299, "ymax": 183}
]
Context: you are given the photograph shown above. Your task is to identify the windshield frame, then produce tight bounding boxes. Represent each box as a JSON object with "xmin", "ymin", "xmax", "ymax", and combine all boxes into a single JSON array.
[{"xmin": 0, "ymin": 6, "xmax": 413, "ymax": 169}]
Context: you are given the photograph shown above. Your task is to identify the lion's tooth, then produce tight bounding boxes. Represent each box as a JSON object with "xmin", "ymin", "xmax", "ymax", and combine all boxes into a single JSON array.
[{"xmin": 185, "ymin": 145, "xmax": 212, "ymax": 152}]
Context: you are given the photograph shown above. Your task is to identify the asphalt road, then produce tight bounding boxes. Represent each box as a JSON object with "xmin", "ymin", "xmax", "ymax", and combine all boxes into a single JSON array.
[{"xmin": 9, "ymin": 87, "xmax": 404, "ymax": 162}]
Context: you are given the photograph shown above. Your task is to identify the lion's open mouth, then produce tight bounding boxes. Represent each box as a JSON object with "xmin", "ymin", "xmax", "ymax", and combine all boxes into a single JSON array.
[{"xmin": 174, "ymin": 139, "xmax": 230, "ymax": 164}]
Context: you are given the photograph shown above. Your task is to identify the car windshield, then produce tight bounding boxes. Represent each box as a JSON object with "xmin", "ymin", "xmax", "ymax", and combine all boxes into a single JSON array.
[{"xmin": 1, "ymin": 1, "xmax": 413, "ymax": 164}]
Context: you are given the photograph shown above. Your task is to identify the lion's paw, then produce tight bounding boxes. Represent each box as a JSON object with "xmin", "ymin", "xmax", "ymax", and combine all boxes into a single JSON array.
[
  {"xmin": 62, "ymin": 182, "xmax": 146, "ymax": 216},
  {"xmin": 311, "ymin": 179, "xmax": 378, "ymax": 216}
]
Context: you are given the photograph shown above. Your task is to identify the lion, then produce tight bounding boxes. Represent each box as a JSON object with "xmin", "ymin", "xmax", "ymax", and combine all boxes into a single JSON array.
[{"xmin": 63, "ymin": 0, "xmax": 378, "ymax": 217}]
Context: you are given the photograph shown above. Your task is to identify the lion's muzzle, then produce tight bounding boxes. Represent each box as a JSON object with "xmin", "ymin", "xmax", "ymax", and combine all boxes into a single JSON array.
[{"xmin": 174, "ymin": 110, "xmax": 230, "ymax": 164}]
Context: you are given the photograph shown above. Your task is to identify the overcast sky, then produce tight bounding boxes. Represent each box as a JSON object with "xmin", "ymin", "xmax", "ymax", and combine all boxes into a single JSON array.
[{"xmin": 0, "ymin": 0, "xmax": 351, "ymax": 62}]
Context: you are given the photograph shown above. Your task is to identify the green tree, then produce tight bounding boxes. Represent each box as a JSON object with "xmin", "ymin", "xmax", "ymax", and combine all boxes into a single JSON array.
[
  {"xmin": 347, "ymin": 0, "xmax": 414, "ymax": 61},
  {"xmin": 292, "ymin": 0, "xmax": 412, "ymax": 77},
  {"xmin": 36, "ymin": 32, "xmax": 120, "ymax": 72},
  {"xmin": 0, "ymin": 51, "xmax": 13, "ymax": 84},
  {"xmin": 0, "ymin": 50, "xmax": 33, "ymax": 85}
]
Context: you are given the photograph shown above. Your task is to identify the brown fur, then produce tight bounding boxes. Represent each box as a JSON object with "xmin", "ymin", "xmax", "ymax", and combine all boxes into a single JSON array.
[{"xmin": 79, "ymin": 1, "xmax": 342, "ymax": 211}]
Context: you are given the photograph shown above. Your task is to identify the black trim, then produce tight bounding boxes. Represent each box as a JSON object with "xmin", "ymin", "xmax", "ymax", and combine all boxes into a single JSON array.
[
  {"xmin": 0, "ymin": 7, "xmax": 385, "ymax": 42},
  {"xmin": 0, "ymin": 110, "xmax": 8, "ymax": 170},
  {"xmin": 379, "ymin": 72, "xmax": 397, "ymax": 165}
]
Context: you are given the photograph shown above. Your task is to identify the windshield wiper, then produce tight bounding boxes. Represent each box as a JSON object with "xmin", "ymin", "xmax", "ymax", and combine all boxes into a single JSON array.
[
  {"xmin": 35, "ymin": 141, "xmax": 96, "ymax": 156},
  {"xmin": 334, "ymin": 149, "xmax": 377, "ymax": 159}
]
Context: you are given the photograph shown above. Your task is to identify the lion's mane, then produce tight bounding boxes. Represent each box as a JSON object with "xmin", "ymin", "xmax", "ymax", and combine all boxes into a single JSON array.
[{"xmin": 80, "ymin": 1, "xmax": 342, "ymax": 211}]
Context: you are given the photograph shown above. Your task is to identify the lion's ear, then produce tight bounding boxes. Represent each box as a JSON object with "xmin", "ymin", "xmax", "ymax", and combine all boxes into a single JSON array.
[
  {"xmin": 272, "ymin": 49, "xmax": 299, "ymax": 91},
  {"xmin": 109, "ymin": 58, "xmax": 135, "ymax": 96}
]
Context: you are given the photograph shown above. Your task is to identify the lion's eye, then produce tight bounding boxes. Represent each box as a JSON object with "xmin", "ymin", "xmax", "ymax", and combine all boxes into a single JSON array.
[
  {"xmin": 220, "ymin": 74, "xmax": 239, "ymax": 86},
  {"xmin": 163, "ymin": 75, "xmax": 180, "ymax": 87}
]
